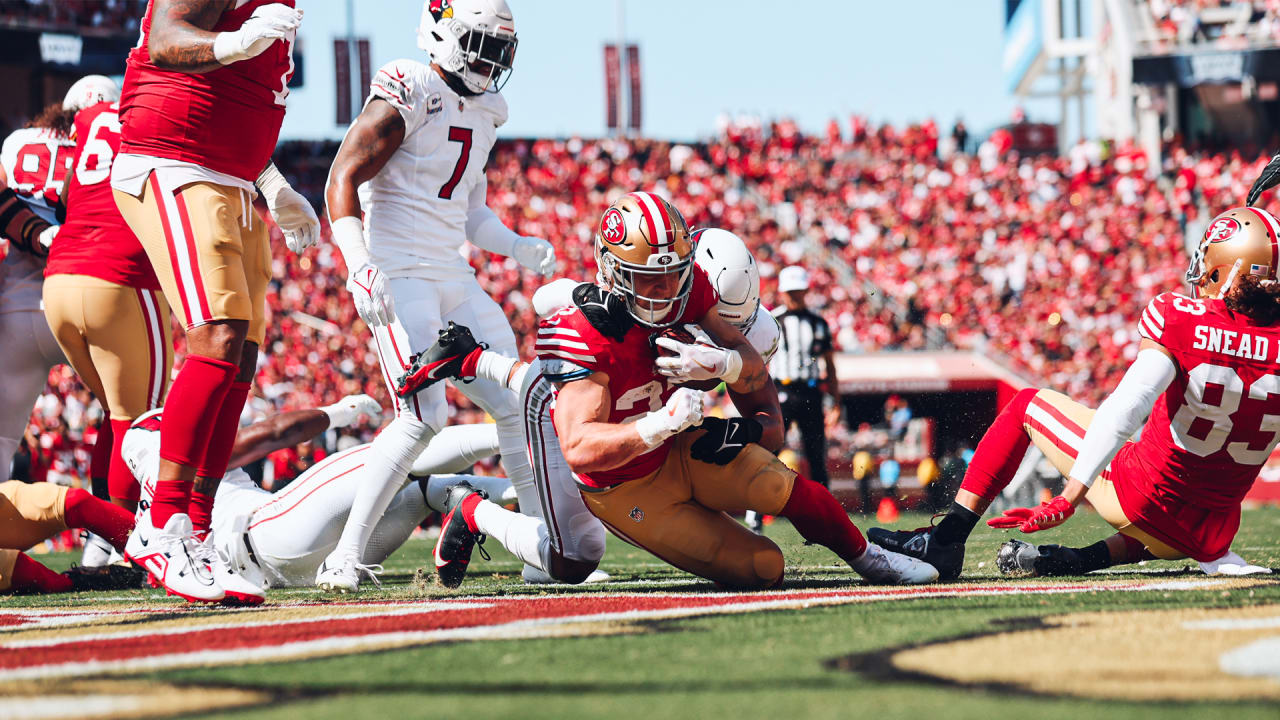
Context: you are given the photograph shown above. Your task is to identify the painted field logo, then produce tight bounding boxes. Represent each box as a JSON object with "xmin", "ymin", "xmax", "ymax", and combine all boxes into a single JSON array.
[{"xmin": 0, "ymin": 579, "xmax": 1229, "ymax": 683}]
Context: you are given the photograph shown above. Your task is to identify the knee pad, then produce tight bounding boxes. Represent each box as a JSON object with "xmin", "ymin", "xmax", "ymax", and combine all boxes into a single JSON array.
[
  {"xmin": 564, "ymin": 514, "xmax": 607, "ymax": 565},
  {"xmin": 717, "ymin": 541, "xmax": 784, "ymax": 590},
  {"xmin": 744, "ymin": 461, "xmax": 795, "ymax": 516}
]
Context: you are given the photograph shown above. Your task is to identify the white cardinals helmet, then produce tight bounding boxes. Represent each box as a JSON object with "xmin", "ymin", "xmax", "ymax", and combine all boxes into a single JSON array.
[
  {"xmin": 417, "ymin": 0, "xmax": 517, "ymax": 94},
  {"xmin": 693, "ymin": 228, "xmax": 760, "ymax": 331},
  {"xmin": 62, "ymin": 75, "xmax": 119, "ymax": 112}
]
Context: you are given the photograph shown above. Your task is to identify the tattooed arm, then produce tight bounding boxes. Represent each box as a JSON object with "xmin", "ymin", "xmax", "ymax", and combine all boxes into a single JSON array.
[
  {"xmin": 324, "ymin": 99, "xmax": 405, "ymax": 223},
  {"xmin": 147, "ymin": 0, "xmax": 235, "ymax": 73}
]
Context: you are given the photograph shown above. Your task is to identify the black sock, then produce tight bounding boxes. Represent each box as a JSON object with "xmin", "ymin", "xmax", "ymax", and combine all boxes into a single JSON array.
[
  {"xmin": 1076, "ymin": 540, "xmax": 1113, "ymax": 573},
  {"xmin": 933, "ymin": 502, "xmax": 979, "ymax": 545}
]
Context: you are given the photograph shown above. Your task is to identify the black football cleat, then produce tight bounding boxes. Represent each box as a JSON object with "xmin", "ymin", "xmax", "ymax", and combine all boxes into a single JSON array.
[
  {"xmin": 433, "ymin": 482, "xmax": 489, "ymax": 589},
  {"xmin": 867, "ymin": 523, "xmax": 965, "ymax": 582},
  {"xmin": 396, "ymin": 321, "xmax": 486, "ymax": 398},
  {"xmin": 64, "ymin": 563, "xmax": 148, "ymax": 592},
  {"xmin": 997, "ymin": 540, "xmax": 1086, "ymax": 577}
]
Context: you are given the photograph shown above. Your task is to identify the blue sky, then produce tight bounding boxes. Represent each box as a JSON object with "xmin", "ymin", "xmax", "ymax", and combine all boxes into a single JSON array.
[{"xmin": 283, "ymin": 1, "xmax": 1050, "ymax": 142}]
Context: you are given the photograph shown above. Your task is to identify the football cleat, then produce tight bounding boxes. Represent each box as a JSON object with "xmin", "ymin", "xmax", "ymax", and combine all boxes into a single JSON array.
[
  {"xmin": 996, "ymin": 540, "xmax": 1087, "ymax": 577},
  {"xmin": 315, "ymin": 553, "xmax": 384, "ymax": 593},
  {"xmin": 395, "ymin": 321, "xmax": 485, "ymax": 398},
  {"xmin": 867, "ymin": 523, "xmax": 966, "ymax": 581},
  {"xmin": 124, "ymin": 512, "xmax": 224, "ymax": 603},
  {"xmin": 192, "ymin": 533, "xmax": 266, "ymax": 607},
  {"xmin": 851, "ymin": 543, "xmax": 939, "ymax": 585},
  {"xmin": 434, "ymin": 482, "xmax": 489, "ymax": 589},
  {"xmin": 63, "ymin": 563, "xmax": 147, "ymax": 592},
  {"xmin": 521, "ymin": 565, "xmax": 612, "ymax": 585}
]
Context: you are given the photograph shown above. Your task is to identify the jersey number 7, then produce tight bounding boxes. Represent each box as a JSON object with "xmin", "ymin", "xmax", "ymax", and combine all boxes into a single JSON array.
[{"xmin": 438, "ymin": 126, "xmax": 473, "ymax": 200}]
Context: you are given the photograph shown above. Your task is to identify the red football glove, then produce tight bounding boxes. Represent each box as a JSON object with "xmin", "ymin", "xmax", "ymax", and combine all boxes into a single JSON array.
[{"xmin": 986, "ymin": 496, "xmax": 1075, "ymax": 533}]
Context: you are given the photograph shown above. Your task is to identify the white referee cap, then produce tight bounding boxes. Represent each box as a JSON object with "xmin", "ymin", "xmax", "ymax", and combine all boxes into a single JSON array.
[{"xmin": 778, "ymin": 265, "xmax": 810, "ymax": 293}]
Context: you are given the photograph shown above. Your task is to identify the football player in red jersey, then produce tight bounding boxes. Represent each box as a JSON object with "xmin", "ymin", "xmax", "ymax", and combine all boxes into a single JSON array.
[
  {"xmin": 872, "ymin": 206, "xmax": 1280, "ymax": 580},
  {"xmin": 43, "ymin": 76, "xmax": 173, "ymax": 521},
  {"xmin": 110, "ymin": 0, "xmax": 319, "ymax": 604},
  {"xmin": 429, "ymin": 193, "xmax": 938, "ymax": 588}
]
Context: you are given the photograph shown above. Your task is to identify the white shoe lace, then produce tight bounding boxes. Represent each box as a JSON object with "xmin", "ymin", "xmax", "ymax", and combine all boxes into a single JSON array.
[{"xmin": 354, "ymin": 562, "xmax": 385, "ymax": 588}]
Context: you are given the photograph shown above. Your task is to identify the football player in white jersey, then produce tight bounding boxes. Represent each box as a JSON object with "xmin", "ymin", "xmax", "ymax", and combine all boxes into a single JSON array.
[
  {"xmin": 321, "ymin": 0, "xmax": 554, "ymax": 591},
  {"xmin": 395, "ymin": 229, "xmax": 786, "ymax": 586},
  {"xmin": 123, "ymin": 396, "xmax": 515, "ymax": 591},
  {"xmin": 0, "ymin": 77, "xmax": 116, "ymax": 481}
]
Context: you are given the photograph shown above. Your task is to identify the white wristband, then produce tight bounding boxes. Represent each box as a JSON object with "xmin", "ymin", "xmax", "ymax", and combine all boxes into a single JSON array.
[
  {"xmin": 330, "ymin": 215, "xmax": 370, "ymax": 271},
  {"xmin": 256, "ymin": 162, "xmax": 288, "ymax": 204},
  {"xmin": 721, "ymin": 350, "xmax": 743, "ymax": 384},
  {"xmin": 634, "ymin": 412, "xmax": 674, "ymax": 448},
  {"xmin": 212, "ymin": 31, "xmax": 244, "ymax": 65}
]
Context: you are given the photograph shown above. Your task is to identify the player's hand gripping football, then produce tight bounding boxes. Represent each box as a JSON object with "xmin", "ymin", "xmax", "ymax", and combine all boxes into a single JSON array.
[
  {"xmin": 213, "ymin": 3, "xmax": 302, "ymax": 66},
  {"xmin": 987, "ymin": 495, "xmax": 1075, "ymax": 533},
  {"xmin": 689, "ymin": 416, "xmax": 763, "ymax": 465},
  {"xmin": 319, "ymin": 394, "xmax": 382, "ymax": 429},
  {"xmin": 347, "ymin": 262, "xmax": 396, "ymax": 327},
  {"xmin": 513, "ymin": 236, "xmax": 558, "ymax": 278},
  {"xmin": 654, "ymin": 325, "xmax": 742, "ymax": 383}
]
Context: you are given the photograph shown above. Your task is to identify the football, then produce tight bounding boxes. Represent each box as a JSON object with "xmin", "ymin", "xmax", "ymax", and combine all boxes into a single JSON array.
[{"xmin": 651, "ymin": 324, "xmax": 698, "ymax": 355}]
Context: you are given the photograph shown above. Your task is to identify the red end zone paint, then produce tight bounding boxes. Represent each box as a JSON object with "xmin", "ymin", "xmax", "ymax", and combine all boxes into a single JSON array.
[{"xmin": 0, "ymin": 580, "xmax": 1227, "ymax": 682}]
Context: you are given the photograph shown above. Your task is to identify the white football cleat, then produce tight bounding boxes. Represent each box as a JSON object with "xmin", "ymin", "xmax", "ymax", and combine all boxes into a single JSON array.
[
  {"xmin": 316, "ymin": 552, "xmax": 383, "ymax": 593},
  {"xmin": 124, "ymin": 512, "xmax": 224, "ymax": 603},
  {"xmin": 192, "ymin": 532, "xmax": 266, "ymax": 606},
  {"xmin": 521, "ymin": 564, "xmax": 611, "ymax": 585},
  {"xmin": 851, "ymin": 543, "xmax": 940, "ymax": 585}
]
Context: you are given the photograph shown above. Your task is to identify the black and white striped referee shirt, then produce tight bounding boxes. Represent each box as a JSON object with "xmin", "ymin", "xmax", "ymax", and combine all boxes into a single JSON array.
[{"xmin": 769, "ymin": 307, "xmax": 832, "ymax": 384}]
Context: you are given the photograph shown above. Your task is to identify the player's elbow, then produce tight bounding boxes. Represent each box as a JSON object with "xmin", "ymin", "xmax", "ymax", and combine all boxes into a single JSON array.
[{"xmin": 559, "ymin": 436, "xmax": 610, "ymax": 475}]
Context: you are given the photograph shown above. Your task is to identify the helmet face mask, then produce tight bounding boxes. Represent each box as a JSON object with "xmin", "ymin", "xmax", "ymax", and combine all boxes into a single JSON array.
[
  {"xmin": 1186, "ymin": 207, "xmax": 1280, "ymax": 299},
  {"xmin": 418, "ymin": 0, "xmax": 517, "ymax": 94},
  {"xmin": 595, "ymin": 193, "xmax": 696, "ymax": 329}
]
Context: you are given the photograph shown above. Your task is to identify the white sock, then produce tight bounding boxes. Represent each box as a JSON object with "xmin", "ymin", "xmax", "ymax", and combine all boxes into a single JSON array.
[
  {"xmin": 475, "ymin": 350, "xmax": 521, "ymax": 390},
  {"xmin": 329, "ymin": 416, "xmax": 433, "ymax": 562},
  {"xmin": 80, "ymin": 532, "xmax": 113, "ymax": 568},
  {"xmin": 472, "ymin": 498, "xmax": 552, "ymax": 571}
]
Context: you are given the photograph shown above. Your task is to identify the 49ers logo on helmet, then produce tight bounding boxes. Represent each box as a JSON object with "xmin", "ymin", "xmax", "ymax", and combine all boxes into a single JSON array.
[
  {"xmin": 600, "ymin": 207, "xmax": 626, "ymax": 245},
  {"xmin": 1206, "ymin": 217, "xmax": 1242, "ymax": 244}
]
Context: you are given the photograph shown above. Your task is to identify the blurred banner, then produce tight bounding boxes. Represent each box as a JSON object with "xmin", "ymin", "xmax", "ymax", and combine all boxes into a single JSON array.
[
  {"xmin": 604, "ymin": 44, "xmax": 621, "ymax": 131},
  {"xmin": 333, "ymin": 39, "xmax": 351, "ymax": 124},
  {"xmin": 626, "ymin": 44, "xmax": 641, "ymax": 132}
]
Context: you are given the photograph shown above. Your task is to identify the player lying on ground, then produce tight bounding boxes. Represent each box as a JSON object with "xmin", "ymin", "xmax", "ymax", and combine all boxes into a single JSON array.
[
  {"xmin": 398, "ymin": 227, "xmax": 785, "ymax": 586},
  {"xmin": 321, "ymin": 0, "xmax": 552, "ymax": 592},
  {"xmin": 124, "ymin": 395, "xmax": 514, "ymax": 593},
  {"xmin": 871, "ymin": 206, "xmax": 1280, "ymax": 580},
  {"xmin": 0, "ymin": 479, "xmax": 140, "ymax": 594},
  {"xmin": 403, "ymin": 194, "xmax": 937, "ymax": 588}
]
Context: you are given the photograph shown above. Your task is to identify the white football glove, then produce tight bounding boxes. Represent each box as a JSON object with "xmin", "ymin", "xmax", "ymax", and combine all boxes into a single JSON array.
[
  {"xmin": 257, "ymin": 164, "xmax": 318, "ymax": 254},
  {"xmin": 655, "ymin": 329, "xmax": 743, "ymax": 384},
  {"xmin": 213, "ymin": 3, "xmax": 301, "ymax": 66},
  {"xmin": 633, "ymin": 388, "xmax": 704, "ymax": 448},
  {"xmin": 513, "ymin": 236, "xmax": 558, "ymax": 278},
  {"xmin": 38, "ymin": 224, "xmax": 58, "ymax": 249},
  {"xmin": 347, "ymin": 262, "xmax": 395, "ymax": 327},
  {"xmin": 320, "ymin": 394, "xmax": 382, "ymax": 429}
]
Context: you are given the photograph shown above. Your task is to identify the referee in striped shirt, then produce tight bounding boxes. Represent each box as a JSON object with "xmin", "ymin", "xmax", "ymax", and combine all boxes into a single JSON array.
[{"xmin": 770, "ymin": 266, "xmax": 840, "ymax": 487}]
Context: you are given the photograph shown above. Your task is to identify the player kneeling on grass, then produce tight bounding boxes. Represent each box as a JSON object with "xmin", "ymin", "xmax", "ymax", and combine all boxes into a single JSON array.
[
  {"xmin": 400, "ymin": 193, "xmax": 938, "ymax": 588},
  {"xmin": 871, "ymin": 206, "xmax": 1280, "ymax": 580},
  {"xmin": 124, "ymin": 395, "xmax": 514, "ymax": 596}
]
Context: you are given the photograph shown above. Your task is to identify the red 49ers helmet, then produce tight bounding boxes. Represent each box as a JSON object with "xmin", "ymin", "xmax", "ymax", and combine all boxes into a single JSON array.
[
  {"xmin": 594, "ymin": 192, "xmax": 695, "ymax": 328},
  {"xmin": 1186, "ymin": 207, "xmax": 1280, "ymax": 298}
]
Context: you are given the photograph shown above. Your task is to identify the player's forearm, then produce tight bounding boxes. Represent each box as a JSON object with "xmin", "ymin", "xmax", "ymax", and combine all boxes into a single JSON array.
[
  {"xmin": 1067, "ymin": 348, "xmax": 1175, "ymax": 487},
  {"xmin": 729, "ymin": 386, "xmax": 784, "ymax": 453},
  {"xmin": 466, "ymin": 205, "xmax": 521, "ymax": 257},
  {"xmin": 226, "ymin": 409, "xmax": 330, "ymax": 470},
  {"xmin": 148, "ymin": 0, "xmax": 231, "ymax": 73},
  {"xmin": 725, "ymin": 341, "xmax": 767, "ymax": 393},
  {"xmin": 558, "ymin": 422, "xmax": 655, "ymax": 474},
  {"xmin": 0, "ymin": 188, "xmax": 50, "ymax": 258}
]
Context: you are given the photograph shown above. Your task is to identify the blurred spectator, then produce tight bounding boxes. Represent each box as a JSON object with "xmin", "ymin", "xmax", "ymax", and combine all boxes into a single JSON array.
[{"xmin": 884, "ymin": 395, "xmax": 912, "ymax": 441}]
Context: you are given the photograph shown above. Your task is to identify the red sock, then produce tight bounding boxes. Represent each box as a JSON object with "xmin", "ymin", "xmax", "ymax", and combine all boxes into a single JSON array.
[
  {"xmin": 64, "ymin": 487, "xmax": 135, "ymax": 552},
  {"xmin": 779, "ymin": 474, "xmax": 868, "ymax": 565},
  {"xmin": 108, "ymin": 418, "xmax": 139, "ymax": 503},
  {"xmin": 957, "ymin": 387, "xmax": 1038, "ymax": 501},
  {"xmin": 189, "ymin": 381, "xmax": 251, "ymax": 535},
  {"xmin": 89, "ymin": 420, "xmax": 112, "ymax": 500},
  {"xmin": 9, "ymin": 553, "xmax": 72, "ymax": 594},
  {"xmin": 153, "ymin": 354, "xmax": 237, "ymax": 527}
]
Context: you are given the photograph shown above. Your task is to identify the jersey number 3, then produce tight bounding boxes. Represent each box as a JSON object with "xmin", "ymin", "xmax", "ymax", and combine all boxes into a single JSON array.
[{"xmin": 438, "ymin": 126, "xmax": 473, "ymax": 200}]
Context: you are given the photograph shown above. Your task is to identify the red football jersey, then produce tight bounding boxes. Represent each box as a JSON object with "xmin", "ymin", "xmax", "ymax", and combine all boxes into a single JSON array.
[
  {"xmin": 536, "ymin": 269, "xmax": 719, "ymax": 487},
  {"xmin": 46, "ymin": 102, "xmax": 159, "ymax": 290},
  {"xmin": 118, "ymin": 0, "xmax": 295, "ymax": 182}
]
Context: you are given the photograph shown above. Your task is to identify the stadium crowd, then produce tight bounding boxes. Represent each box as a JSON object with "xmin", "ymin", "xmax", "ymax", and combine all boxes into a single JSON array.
[
  {"xmin": 9, "ymin": 112, "xmax": 1280, "ymax": 487},
  {"xmin": 0, "ymin": 0, "xmax": 145, "ymax": 31}
]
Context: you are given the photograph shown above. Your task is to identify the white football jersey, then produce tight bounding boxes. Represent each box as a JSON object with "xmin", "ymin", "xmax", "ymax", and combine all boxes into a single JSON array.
[
  {"xmin": 1, "ymin": 126, "xmax": 74, "ymax": 224},
  {"xmin": 356, "ymin": 60, "xmax": 508, "ymax": 280}
]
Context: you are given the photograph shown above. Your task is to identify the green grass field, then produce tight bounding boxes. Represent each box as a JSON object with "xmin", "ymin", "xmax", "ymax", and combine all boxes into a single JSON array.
[{"xmin": 7, "ymin": 506, "xmax": 1280, "ymax": 719}]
